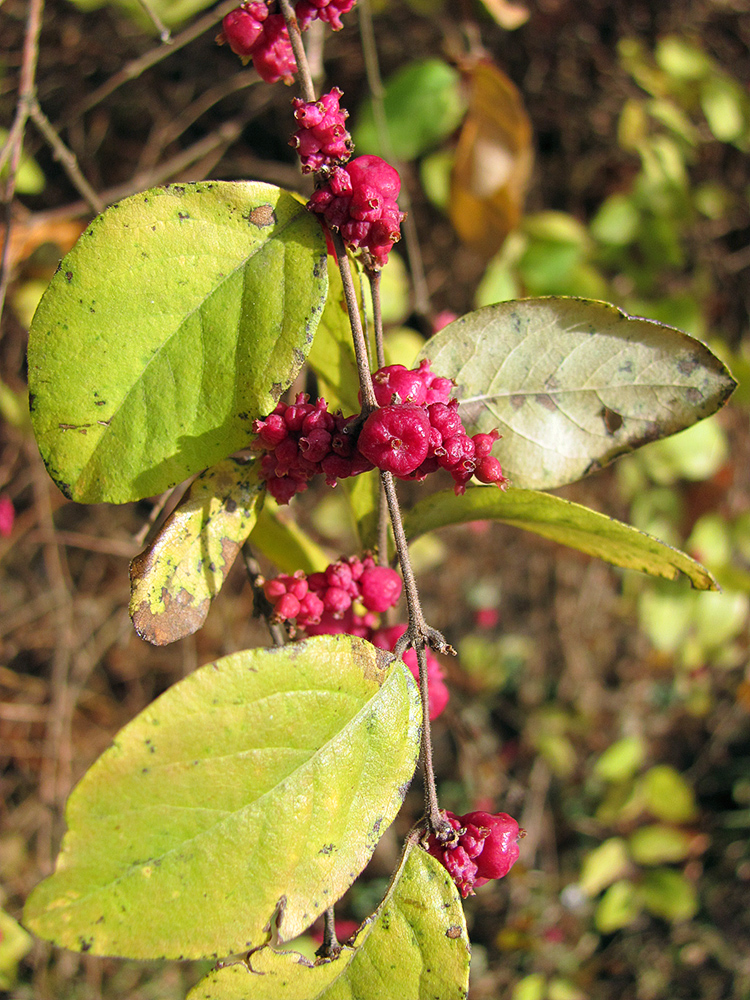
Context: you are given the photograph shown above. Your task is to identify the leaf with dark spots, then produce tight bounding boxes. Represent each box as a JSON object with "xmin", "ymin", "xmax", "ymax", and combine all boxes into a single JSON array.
[
  {"xmin": 129, "ymin": 459, "xmax": 263, "ymax": 645},
  {"xmin": 187, "ymin": 844, "xmax": 469, "ymax": 999},
  {"xmin": 419, "ymin": 298, "xmax": 737, "ymax": 490},
  {"xmin": 28, "ymin": 181, "xmax": 328, "ymax": 503},
  {"xmin": 24, "ymin": 636, "xmax": 421, "ymax": 960}
]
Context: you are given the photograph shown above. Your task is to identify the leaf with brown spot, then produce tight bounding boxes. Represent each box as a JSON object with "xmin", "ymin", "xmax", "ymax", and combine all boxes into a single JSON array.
[
  {"xmin": 129, "ymin": 458, "xmax": 264, "ymax": 645},
  {"xmin": 419, "ymin": 298, "xmax": 737, "ymax": 490}
]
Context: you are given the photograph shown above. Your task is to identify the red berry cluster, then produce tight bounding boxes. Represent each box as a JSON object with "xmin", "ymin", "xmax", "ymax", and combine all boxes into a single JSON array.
[
  {"xmin": 290, "ymin": 89, "xmax": 352, "ymax": 174},
  {"xmin": 426, "ymin": 810, "xmax": 521, "ymax": 897},
  {"xmin": 263, "ymin": 555, "xmax": 402, "ymax": 632},
  {"xmin": 217, "ymin": 4, "xmax": 296, "ymax": 84},
  {"xmin": 307, "ymin": 155, "xmax": 405, "ymax": 269},
  {"xmin": 253, "ymin": 394, "xmax": 373, "ymax": 504},
  {"xmin": 371, "ymin": 625, "xmax": 449, "ymax": 720},
  {"xmin": 358, "ymin": 362, "xmax": 508, "ymax": 493},
  {"xmin": 253, "ymin": 362, "xmax": 508, "ymax": 501},
  {"xmin": 295, "ymin": 0, "xmax": 356, "ymax": 31}
]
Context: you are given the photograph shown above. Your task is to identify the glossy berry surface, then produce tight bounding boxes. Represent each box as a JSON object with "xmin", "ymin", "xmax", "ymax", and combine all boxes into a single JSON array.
[
  {"xmin": 357, "ymin": 404, "xmax": 431, "ymax": 476},
  {"xmin": 426, "ymin": 810, "xmax": 521, "ymax": 896}
]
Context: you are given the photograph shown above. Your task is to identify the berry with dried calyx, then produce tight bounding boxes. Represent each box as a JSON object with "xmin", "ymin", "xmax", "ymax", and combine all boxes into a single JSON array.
[
  {"xmin": 291, "ymin": 89, "xmax": 352, "ymax": 173},
  {"xmin": 371, "ymin": 625, "xmax": 449, "ymax": 720},
  {"xmin": 425, "ymin": 810, "xmax": 521, "ymax": 897},
  {"xmin": 250, "ymin": 14, "xmax": 297, "ymax": 84},
  {"xmin": 357, "ymin": 404, "xmax": 431, "ymax": 477}
]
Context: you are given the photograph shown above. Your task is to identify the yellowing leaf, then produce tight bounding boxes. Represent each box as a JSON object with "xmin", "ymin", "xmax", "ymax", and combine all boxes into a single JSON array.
[
  {"xmin": 129, "ymin": 459, "xmax": 264, "ymax": 645},
  {"xmin": 450, "ymin": 61, "xmax": 533, "ymax": 258}
]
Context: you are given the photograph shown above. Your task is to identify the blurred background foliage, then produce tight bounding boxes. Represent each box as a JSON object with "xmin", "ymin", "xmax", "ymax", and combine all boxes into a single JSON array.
[{"xmin": 1, "ymin": 0, "xmax": 750, "ymax": 997}]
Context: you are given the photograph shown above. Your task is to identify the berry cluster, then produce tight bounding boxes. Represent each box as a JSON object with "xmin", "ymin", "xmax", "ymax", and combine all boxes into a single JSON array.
[
  {"xmin": 217, "ymin": 5, "xmax": 296, "ymax": 84},
  {"xmin": 291, "ymin": 89, "xmax": 352, "ymax": 174},
  {"xmin": 263, "ymin": 556, "xmax": 402, "ymax": 632},
  {"xmin": 307, "ymin": 156, "xmax": 405, "ymax": 269},
  {"xmin": 253, "ymin": 362, "xmax": 508, "ymax": 501},
  {"xmin": 426, "ymin": 810, "xmax": 521, "ymax": 897},
  {"xmin": 370, "ymin": 625, "xmax": 449, "ymax": 720},
  {"xmin": 254, "ymin": 394, "xmax": 373, "ymax": 504}
]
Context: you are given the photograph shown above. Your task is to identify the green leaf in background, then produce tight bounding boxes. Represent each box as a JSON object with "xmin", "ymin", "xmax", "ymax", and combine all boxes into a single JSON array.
[
  {"xmin": 402, "ymin": 487, "xmax": 718, "ymax": 590},
  {"xmin": 628, "ymin": 824, "xmax": 694, "ymax": 865},
  {"xmin": 593, "ymin": 735, "xmax": 647, "ymax": 783},
  {"xmin": 344, "ymin": 469, "xmax": 381, "ymax": 551},
  {"xmin": 306, "ymin": 255, "xmax": 361, "ymax": 414},
  {"xmin": 418, "ymin": 298, "xmax": 736, "ymax": 490},
  {"xmin": 28, "ymin": 182, "xmax": 328, "ymax": 503},
  {"xmin": 594, "ymin": 879, "xmax": 642, "ymax": 933},
  {"xmin": 0, "ymin": 128, "xmax": 45, "ymax": 194},
  {"xmin": 129, "ymin": 458, "xmax": 264, "ymax": 645},
  {"xmin": 0, "ymin": 909, "xmax": 33, "ymax": 991},
  {"xmin": 578, "ymin": 838, "xmax": 631, "ymax": 898},
  {"xmin": 640, "ymin": 868, "xmax": 698, "ymax": 922},
  {"xmin": 23, "ymin": 635, "xmax": 421, "ymax": 960},
  {"xmin": 353, "ymin": 59, "xmax": 467, "ymax": 161},
  {"xmin": 187, "ymin": 843, "xmax": 470, "ymax": 1000},
  {"xmin": 641, "ymin": 765, "xmax": 698, "ymax": 823},
  {"xmin": 249, "ymin": 499, "xmax": 331, "ymax": 575}
]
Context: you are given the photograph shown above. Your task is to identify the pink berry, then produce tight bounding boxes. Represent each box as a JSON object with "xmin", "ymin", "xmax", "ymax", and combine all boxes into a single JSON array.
[
  {"xmin": 371, "ymin": 365, "xmax": 428, "ymax": 406},
  {"xmin": 251, "ymin": 14, "xmax": 297, "ymax": 84},
  {"xmin": 357, "ymin": 404, "xmax": 430, "ymax": 477},
  {"xmin": 295, "ymin": 0, "xmax": 356, "ymax": 31},
  {"xmin": 218, "ymin": 3, "xmax": 268, "ymax": 59},
  {"xmin": 359, "ymin": 565, "xmax": 402, "ymax": 612},
  {"xmin": 475, "ymin": 455, "xmax": 507, "ymax": 487},
  {"xmin": 275, "ymin": 592, "xmax": 301, "ymax": 621},
  {"xmin": 426, "ymin": 810, "xmax": 521, "ymax": 897}
]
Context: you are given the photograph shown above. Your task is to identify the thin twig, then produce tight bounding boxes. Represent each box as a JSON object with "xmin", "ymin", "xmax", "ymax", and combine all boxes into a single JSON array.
[
  {"xmin": 28, "ymin": 99, "xmax": 104, "ymax": 214},
  {"xmin": 135, "ymin": 0, "xmax": 172, "ymax": 43},
  {"xmin": 357, "ymin": 0, "xmax": 430, "ymax": 317},
  {"xmin": 70, "ymin": 0, "xmax": 240, "ymax": 120},
  {"xmin": 277, "ymin": 0, "xmax": 316, "ymax": 104},
  {"xmin": 317, "ymin": 907, "xmax": 341, "ymax": 960},
  {"xmin": 331, "ymin": 231, "xmax": 377, "ymax": 411},
  {"xmin": 242, "ymin": 544, "xmax": 286, "ymax": 647},
  {"xmin": 368, "ymin": 270, "xmax": 386, "ymax": 369},
  {"xmin": 0, "ymin": 0, "xmax": 45, "ymax": 328}
]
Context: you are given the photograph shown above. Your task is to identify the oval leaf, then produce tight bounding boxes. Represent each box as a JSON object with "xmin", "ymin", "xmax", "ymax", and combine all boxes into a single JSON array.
[
  {"xmin": 23, "ymin": 635, "xmax": 421, "ymax": 960},
  {"xmin": 403, "ymin": 486, "xmax": 718, "ymax": 590},
  {"xmin": 187, "ymin": 842, "xmax": 470, "ymax": 1000},
  {"xmin": 28, "ymin": 182, "xmax": 328, "ymax": 503},
  {"xmin": 418, "ymin": 298, "xmax": 737, "ymax": 490},
  {"xmin": 129, "ymin": 458, "xmax": 264, "ymax": 645}
]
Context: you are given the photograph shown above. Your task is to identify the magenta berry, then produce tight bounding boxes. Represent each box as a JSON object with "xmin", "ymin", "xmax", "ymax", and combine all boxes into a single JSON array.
[
  {"xmin": 426, "ymin": 810, "xmax": 521, "ymax": 897},
  {"xmin": 359, "ymin": 566, "xmax": 403, "ymax": 613},
  {"xmin": 250, "ymin": 14, "xmax": 297, "ymax": 84},
  {"xmin": 307, "ymin": 155, "xmax": 404, "ymax": 268},
  {"xmin": 371, "ymin": 365, "xmax": 428, "ymax": 406},
  {"xmin": 357, "ymin": 404, "xmax": 430, "ymax": 477},
  {"xmin": 218, "ymin": 3, "xmax": 268, "ymax": 59},
  {"xmin": 291, "ymin": 89, "xmax": 353, "ymax": 173}
]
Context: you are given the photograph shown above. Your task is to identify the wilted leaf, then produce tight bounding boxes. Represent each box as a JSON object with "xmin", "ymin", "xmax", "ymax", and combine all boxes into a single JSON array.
[
  {"xmin": 23, "ymin": 635, "xmax": 421, "ymax": 960},
  {"xmin": 402, "ymin": 487, "xmax": 718, "ymax": 590},
  {"xmin": 28, "ymin": 182, "xmax": 328, "ymax": 503},
  {"xmin": 353, "ymin": 59, "xmax": 466, "ymax": 161},
  {"xmin": 418, "ymin": 298, "xmax": 736, "ymax": 490},
  {"xmin": 450, "ymin": 61, "xmax": 533, "ymax": 257},
  {"xmin": 129, "ymin": 459, "xmax": 264, "ymax": 645},
  {"xmin": 187, "ymin": 843, "xmax": 469, "ymax": 1000}
]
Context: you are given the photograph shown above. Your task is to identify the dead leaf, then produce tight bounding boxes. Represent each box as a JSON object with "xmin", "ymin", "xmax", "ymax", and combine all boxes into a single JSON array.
[{"xmin": 450, "ymin": 60, "xmax": 533, "ymax": 258}]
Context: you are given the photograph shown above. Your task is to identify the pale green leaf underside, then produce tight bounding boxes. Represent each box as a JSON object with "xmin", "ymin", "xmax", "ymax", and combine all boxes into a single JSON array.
[
  {"xmin": 418, "ymin": 298, "xmax": 736, "ymax": 490},
  {"xmin": 28, "ymin": 182, "xmax": 328, "ymax": 503},
  {"xmin": 404, "ymin": 486, "xmax": 717, "ymax": 590},
  {"xmin": 129, "ymin": 458, "xmax": 264, "ymax": 645},
  {"xmin": 23, "ymin": 636, "xmax": 421, "ymax": 960},
  {"xmin": 187, "ymin": 843, "xmax": 470, "ymax": 1000}
]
